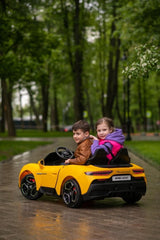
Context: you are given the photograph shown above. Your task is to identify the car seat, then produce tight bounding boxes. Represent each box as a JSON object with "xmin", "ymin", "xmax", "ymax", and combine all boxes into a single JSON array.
[
  {"xmin": 86, "ymin": 148, "xmax": 131, "ymax": 167},
  {"xmin": 110, "ymin": 148, "xmax": 131, "ymax": 165}
]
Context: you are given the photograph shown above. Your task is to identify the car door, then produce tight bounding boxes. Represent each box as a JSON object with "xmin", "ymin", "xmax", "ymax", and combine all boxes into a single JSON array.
[{"xmin": 36, "ymin": 165, "xmax": 64, "ymax": 189}]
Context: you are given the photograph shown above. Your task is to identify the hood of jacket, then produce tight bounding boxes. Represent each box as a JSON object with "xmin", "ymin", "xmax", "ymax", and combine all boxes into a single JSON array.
[{"xmin": 105, "ymin": 128, "xmax": 125, "ymax": 145}]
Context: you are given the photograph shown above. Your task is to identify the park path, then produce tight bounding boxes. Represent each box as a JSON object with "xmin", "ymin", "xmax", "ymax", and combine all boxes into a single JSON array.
[{"xmin": 0, "ymin": 137, "xmax": 160, "ymax": 240}]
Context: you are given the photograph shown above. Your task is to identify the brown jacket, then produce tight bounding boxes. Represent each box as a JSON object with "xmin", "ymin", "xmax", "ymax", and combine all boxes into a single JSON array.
[{"xmin": 69, "ymin": 138, "xmax": 92, "ymax": 165}]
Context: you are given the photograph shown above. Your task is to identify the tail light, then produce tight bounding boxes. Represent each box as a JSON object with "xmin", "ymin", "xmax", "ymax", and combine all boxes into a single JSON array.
[
  {"xmin": 85, "ymin": 170, "xmax": 112, "ymax": 176},
  {"xmin": 132, "ymin": 169, "xmax": 144, "ymax": 174}
]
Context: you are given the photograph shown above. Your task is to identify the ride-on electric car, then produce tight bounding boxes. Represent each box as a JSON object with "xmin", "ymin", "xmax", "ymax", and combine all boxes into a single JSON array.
[{"xmin": 19, "ymin": 147, "xmax": 147, "ymax": 208}]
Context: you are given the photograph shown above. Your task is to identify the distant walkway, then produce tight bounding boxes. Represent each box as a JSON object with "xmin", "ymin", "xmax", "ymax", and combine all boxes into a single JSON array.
[
  {"xmin": 0, "ymin": 133, "xmax": 160, "ymax": 142},
  {"xmin": 129, "ymin": 133, "xmax": 160, "ymax": 141},
  {"xmin": 0, "ymin": 137, "xmax": 54, "ymax": 142}
]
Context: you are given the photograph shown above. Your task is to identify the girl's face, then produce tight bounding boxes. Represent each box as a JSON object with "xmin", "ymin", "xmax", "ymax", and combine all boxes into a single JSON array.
[{"xmin": 96, "ymin": 122, "xmax": 112, "ymax": 139}]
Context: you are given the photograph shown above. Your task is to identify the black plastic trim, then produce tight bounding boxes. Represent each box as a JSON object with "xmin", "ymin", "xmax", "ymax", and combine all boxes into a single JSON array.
[{"xmin": 83, "ymin": 177, "xmax": 146, "ymax": 201}]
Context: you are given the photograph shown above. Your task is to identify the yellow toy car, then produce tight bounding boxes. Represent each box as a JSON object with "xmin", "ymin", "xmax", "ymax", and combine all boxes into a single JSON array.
[{"xmin": 18, "ymin": 147, "xmax": 147, "ymax": 208}]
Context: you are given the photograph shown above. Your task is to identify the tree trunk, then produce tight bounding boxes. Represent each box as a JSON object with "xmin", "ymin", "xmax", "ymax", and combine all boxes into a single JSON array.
[
  {"xmin": 50, "ymin": 87, "xmax": 59, "ymax": 131},
  {"xmin": 72, "ymin": 0, "xmax": 84, "ymax": 120},
  {"xmin": 0, "ymin": 78, "xmax": 5, "ymax": 132},
  {"xmin": 114, "ymin": 37, "xmax": 122, "ymax": 127},
  {"xmin": 84, "ymin": 88, "xmax": 94, "ymax": 131},
  {"xmin": 2, "ymin": 78, "xmax": 16, "ymax": 136},
  {"xmin": 41, "ymin": 79, "xmax": 50, "ymax": 132},
  {"xmin": 27, "ymin": 86, "xmax": 41, "ymax": 126},
  {"xmin": 98, "ymin": 6, "xmax": 107, "ymax": 116},
  {"xmin": 137, "ymin": 78, "xmax": 143, "ymax": 131},
  {"xmin": 143, "ymin": 77, "xmax": 147, "ymax": 132},
  {"xmin": 61, "ymin": 0, "xmax": 84, "ymax": 121},
  {"xmin": 158, "ymin": 99, "xmax": 160, "ymax": 131},
  {"xmin": 105, "ymin": 18, "xmax": 120, "ymax": 118}
]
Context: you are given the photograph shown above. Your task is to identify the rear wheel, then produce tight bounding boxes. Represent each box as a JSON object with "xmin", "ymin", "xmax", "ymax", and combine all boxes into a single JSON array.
[
  {"xmin": 122, "ymin": 192, "xmax": 142, "ymax": 204},
  {"xmin": 62, "ymin": 179, "xmax": 82, "ymax": 208},
  {"xmin": 20, "ymin": 173, "xmax": 43, "ymax": 200}
]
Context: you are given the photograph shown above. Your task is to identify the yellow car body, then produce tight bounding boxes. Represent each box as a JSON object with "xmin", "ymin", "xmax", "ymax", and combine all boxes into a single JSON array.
[{"xmin": 19, "ymin": 148, "xmax": 147, "ymax": 208}]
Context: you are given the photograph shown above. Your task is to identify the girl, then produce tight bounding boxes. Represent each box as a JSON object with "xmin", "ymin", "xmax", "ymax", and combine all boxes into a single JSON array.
[{"xmin": 90, "ymin": 117, "xmax": 125, "ymax": 164}]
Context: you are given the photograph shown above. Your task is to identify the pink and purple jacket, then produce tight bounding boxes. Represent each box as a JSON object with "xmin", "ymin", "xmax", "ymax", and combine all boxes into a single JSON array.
[{"xmin": 91, "ymin": 128, "xmax": 125, "ymax": 163}]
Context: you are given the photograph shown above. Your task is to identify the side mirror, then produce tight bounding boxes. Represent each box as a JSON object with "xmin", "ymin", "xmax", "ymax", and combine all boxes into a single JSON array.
[{"xmin": 38, "ymin": 159, "xmax": 44, "ymax": 168}]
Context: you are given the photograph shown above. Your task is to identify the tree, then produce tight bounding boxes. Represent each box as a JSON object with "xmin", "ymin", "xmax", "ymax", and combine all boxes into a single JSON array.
[
  {"xmin": 118, "ymin": 0, "xmax": 160, "ymax": 131},
  {"xmin": 1, "ymin": 0, "xmax": 160, "ymax": 133},
  {"xmin": 89, "ymin": 0, "xmax": 122, "ymax": 119},
  {"xmin": 60, "ymin": 0, "xmax": 87, "ymax": 120},
  {"xmin": 0, "ymin": 0, "xmax": 45, "ymax": 135},
  {"xmin": 122, "ymin": 44, "xmax": 160, "ymax": 131}
]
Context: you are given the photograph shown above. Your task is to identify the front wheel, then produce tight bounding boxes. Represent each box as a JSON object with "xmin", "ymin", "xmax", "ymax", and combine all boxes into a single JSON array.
[
  {"xmin": 62, "ymin": 179, "xmax": 82, "ymax": 208},
  {"xmin": 122, "ymin": 192, "xmax": 142, "ymax": 204},
  {"xmin": 20, "ymin": 173, "xmax": 43, "ymax": 200}
]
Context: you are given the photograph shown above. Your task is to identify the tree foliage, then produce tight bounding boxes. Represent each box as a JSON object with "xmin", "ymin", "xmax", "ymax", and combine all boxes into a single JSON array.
[{"xmin": 0, "ymin": 0, "xmax": 160, "ymax": 135}]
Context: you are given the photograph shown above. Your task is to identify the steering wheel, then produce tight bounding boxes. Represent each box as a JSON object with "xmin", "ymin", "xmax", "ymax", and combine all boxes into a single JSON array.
[{"xmin": 56, "ymin": 147, "xmax": 74, "ymax": 160}]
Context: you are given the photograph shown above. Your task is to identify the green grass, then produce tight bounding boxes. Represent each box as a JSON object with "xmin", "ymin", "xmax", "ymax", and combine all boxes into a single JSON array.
[
  {"xmin": 0, "ymin": 129, "xmax": 73, "ymax": 138},
  {"xmin": 0, "ymin": 141, "xmax": 52, "ymax": 161},
  {"xmin": 0, "ymin": 130, "xmax": 73, "ymax": 162},
  {"xmin": 125, "ymin": 141, "xmax": 160, "ymax": 166}
]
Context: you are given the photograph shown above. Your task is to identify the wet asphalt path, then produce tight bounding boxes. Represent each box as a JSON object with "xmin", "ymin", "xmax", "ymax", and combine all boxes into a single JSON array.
[{"xmin": 0, "ymin": 137, "xmax": 160, "ymax": 240}]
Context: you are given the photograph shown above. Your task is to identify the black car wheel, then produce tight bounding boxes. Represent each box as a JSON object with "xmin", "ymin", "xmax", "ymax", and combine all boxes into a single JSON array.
[
  {"xmin": 122, "ymin": 192, "xmax": 142, "ymax": 204},
  {"xmin": 20, "ymin": 173, "xmax": 43, "ymax": 200},
  {"xmin": 62, "ymin": 179, "xmax": 82, "ymax": 208}
]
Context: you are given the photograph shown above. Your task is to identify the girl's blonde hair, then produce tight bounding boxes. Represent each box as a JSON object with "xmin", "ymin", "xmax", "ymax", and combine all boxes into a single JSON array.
[{"xmin": 95, "ymin": 117, "xmax": 114, "ymax": 132}]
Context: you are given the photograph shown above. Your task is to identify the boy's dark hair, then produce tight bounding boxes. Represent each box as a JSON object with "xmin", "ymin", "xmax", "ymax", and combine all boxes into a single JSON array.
[{"xmin": 72, "ymin": 120, "xmax": 90, "ymax": 132}]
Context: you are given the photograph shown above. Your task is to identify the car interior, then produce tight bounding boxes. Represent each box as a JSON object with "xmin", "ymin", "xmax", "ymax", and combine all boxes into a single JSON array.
[{"xmin": 43, "ymin": 147, "xmax": 131, "ymax": 167}]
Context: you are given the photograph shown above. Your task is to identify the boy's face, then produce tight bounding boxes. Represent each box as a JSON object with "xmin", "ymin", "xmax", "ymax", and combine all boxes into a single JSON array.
[{"xmin": 73, "ymin": 129, "xmax": 89, "ymax": 144}]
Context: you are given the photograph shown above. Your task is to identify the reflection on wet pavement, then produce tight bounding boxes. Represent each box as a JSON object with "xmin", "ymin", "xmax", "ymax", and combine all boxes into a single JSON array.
[{"xmin": 0, "ymin": 137, "xmax": 160, "ymax": 240}]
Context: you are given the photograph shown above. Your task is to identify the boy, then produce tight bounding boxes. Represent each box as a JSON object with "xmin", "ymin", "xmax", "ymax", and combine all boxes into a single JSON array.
[{"xmin": 65, "ymin": 120, "xmax": 92, "ymax": 165}]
